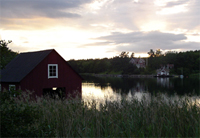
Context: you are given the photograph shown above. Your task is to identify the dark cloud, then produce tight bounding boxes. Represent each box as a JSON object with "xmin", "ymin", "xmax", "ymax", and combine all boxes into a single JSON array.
[
  {"xmin": 83, "ymin": 31, "xmax": 200, "ymax": 53},
  {"xmin": 164, "ymin": 0, "xmax": 188, "ymax": 7},
  {"xmin": 0, "ymin": 0, "xmax": 93, "ymax": 19},
  {"xmin": 95, "ymin": 31, "xmax": 187, "ymax": 44}
]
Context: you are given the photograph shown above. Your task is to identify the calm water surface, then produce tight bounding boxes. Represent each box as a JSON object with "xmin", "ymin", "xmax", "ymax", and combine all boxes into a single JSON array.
[{"xmin": 82, "ymin": 75, "xmax": 200, "ymax": 104}]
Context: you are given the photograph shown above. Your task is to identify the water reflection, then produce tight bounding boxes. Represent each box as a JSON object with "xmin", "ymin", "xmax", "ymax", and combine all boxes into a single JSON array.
[
  {"xmin": 156, "ymin": 78, "xmax": 173, "ymax": 88},
  {"xmin": 82, "ymin": 75, "xmax": 200, "ymax": 96},
  {"xmin": 82, "ymin": 75, "xmax": 200, "ymax": 105},
  {"xmin": 82, "ymin": 83, "xmax": 121, "ymax": 102}
]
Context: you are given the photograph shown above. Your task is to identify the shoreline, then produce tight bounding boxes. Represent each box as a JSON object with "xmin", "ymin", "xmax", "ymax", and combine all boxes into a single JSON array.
[
  {"xmin": 81, "ymin": 73, "xmax": 183, "ymax": 78},
  {"xmin": 91, "ymin": 74, "xmax": 155, "ymax": 78}
]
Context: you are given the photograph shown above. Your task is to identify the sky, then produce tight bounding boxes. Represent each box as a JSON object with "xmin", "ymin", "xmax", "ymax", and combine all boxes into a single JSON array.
[{"xmin": 0, "ymin": 0, "xmax": 200, "ymax": 60}]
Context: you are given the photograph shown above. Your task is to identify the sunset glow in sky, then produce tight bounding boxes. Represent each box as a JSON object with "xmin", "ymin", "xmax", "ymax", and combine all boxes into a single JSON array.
[{"xmin": 0, "ymin": 0, "xmax": 200, "ymax": 60}]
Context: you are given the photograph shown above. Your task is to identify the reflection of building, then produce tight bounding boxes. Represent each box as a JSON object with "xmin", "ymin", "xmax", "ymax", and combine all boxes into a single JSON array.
[
  {"xmin": 156, "ymin": 78, "xmax": 173, "ymax": 88},
  {"xmin": 129, "ymin": 58, "xmax": 146, "ymax": 68},
  {"xmin": 130, "ymin": 82, "xmax": 146, "ymax": 93}
]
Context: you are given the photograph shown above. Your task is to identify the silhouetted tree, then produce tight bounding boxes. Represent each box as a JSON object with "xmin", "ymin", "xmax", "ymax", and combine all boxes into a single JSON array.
[
  {"xmin": 130, "ymin": 52, "xmax": 134, "ymax": 58},
  {"xmin": 155, "ymin": 49, "xmax": 162, "ymax": 57},
  {"xmin": 0, "ymin": 40, "xmax": 18, "ymax": 69},
  {"xmin": 147, "ymin": 49, "xmax": 155, "ymax": 57},
  {"xmin": 119, "ymin": 51, "xmax": 129, "ymax": 58}
]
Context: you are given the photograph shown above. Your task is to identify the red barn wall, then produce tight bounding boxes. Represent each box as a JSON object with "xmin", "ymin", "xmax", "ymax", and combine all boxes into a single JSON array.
[
  {"xmin": 1, "ymin": 82, "xmax": 20, "ymax": 92},
  {"xmin": 20, "ymin": 50, "xmax": 82, "ymax": 98}
]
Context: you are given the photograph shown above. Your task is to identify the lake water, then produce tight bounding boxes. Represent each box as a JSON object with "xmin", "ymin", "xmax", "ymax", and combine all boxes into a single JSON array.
[{"xmin": 82, "ymin": 75, "xmax": 200, "ymax": 104}]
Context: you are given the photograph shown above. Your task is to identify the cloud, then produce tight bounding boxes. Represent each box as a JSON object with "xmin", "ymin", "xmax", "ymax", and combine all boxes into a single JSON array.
[
  {"xmin": 86, "ymin": 0, "xmax": 156, "ymax": 31},
  {"xmin": 162, "ymin": 0, "xmax": 200, "ymax": 30},
  {"xmin": 93, "ymin": 31, "xmax": 186, "ymax": 44},
  {"xmin": 80, "ymin": 41, "xmax": 115, "ymax": 47},
  {"xmin": 1, "ymin": 0, "xmax": 199, "ymax": 32},
  {"xmin": 0, "ymin": 0, "xmax": 92, "ymax": 19},
  {"xmin": 82, "ymin": 31, "xmax": 200, "ymax": 53},
  {"xmin": 164, "ymin": 0, "xmax": 188, "ymax": 7},
  {"xmin": 0, "ymin": 0, "xmax": 199, "ymax": 60},
  {"xmin": 83, "ymin": 0, "xmax": 199, "ymax": 33},
  {"xmin": 0, "ymin": 0, "xmax": 95, "ymax": 30}
]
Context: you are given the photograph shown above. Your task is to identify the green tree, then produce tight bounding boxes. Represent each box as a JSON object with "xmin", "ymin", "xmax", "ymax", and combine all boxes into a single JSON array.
[
  {"xmin": 119, "ymin": 51, "xmax": 129, "ymax": 58},
  {"xmin": 155, "ymin": 49, "xmax": 162, "ymax": 57},
  {"xmin": 0, "ymin": 40, "xmax": 18, "ymax": 69},
  {"xmin": 147, "ymin": 49, "xmax": 155, "ymax": 57},
  {"xmin": 130, "ymin": 52, "xmax": 134, "ymax": 58}
]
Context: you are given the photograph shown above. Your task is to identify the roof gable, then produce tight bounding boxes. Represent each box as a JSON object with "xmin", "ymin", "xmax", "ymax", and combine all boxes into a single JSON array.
[
  {"xmin": 129, "ymin": 58, "xmax": 145, "ymax": 64},
  {"xmin": 1, "ymin": 49, "xmax": 53, "ymax": 82}
]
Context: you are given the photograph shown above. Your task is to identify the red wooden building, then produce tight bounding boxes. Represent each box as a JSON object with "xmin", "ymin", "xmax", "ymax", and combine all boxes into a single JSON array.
[{"xmin": 0, "ymin": 49, "xmax": 83, "ymax": 99}]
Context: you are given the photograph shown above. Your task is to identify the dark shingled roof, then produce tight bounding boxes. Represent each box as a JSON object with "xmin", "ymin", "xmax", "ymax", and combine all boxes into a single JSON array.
[{"xmin": 1, "ymin": 49, "xmax": 53, "ymax": 82}]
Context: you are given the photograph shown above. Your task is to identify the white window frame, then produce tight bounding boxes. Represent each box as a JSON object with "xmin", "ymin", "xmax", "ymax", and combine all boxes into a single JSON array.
[
  {"xmin": 9, "ymin": 85, "xmax": 16, "ymax": 91},
  {"xmin": 48, "ymin": 64, "xmax": 58, "ymax": 78}
]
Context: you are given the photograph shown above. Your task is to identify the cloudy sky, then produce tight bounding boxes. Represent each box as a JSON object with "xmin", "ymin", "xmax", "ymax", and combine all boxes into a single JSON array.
[{"xmin": 0, "ymin": 0, "xmax": 200, "ymax": 60}]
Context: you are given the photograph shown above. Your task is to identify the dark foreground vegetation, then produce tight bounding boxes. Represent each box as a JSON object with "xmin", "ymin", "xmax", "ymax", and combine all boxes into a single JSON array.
[
  {"xmin": 68, "ymin": 50, "xmax": 200, "ymax": 76},
  {"xmin": 1, "ymin": 90, "xmax": 200, "ymax": 137}
]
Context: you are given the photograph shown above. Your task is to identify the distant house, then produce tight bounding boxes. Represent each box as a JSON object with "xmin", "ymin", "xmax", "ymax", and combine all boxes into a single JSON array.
[
  {"xmin": 156, "ymin": 66, "xmax": 169, "ymax": 76},
  {"xmin": 129, "ymin": 58, "xmax": 146, "ymax": 68},
  {"xmin": 0, "ymin": 49, "xmax": 83, "ymax": 99},
  {"xmin": 156, "ymin": 64, "xmax": 174, "ymax": 76}
]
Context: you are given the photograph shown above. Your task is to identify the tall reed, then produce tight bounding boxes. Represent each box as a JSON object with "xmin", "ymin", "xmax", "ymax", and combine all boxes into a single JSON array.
[
  {"xmin": 1, "ymin": 90, "xmax": 200, "ymax": 137},
  {"xmin": 34, "ymin": 94, "xmax": 200, "ymax": 137}
]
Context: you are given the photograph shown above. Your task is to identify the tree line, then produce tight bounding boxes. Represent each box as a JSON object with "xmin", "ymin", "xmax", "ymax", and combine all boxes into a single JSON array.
[
  {"xmin": 68, "ymin": 49, "xmax": 200, "ymax": 76},
  {"xmin": 146, "ymin": 49, "xmax": 200, "ymax": 76},
  {"xmin": 68, "ymin": 52, "xmax": 140, "ymax": 75},
  {"xmin": 1, "ymin": 40, "xmax": 199, "ymax": 76}
]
